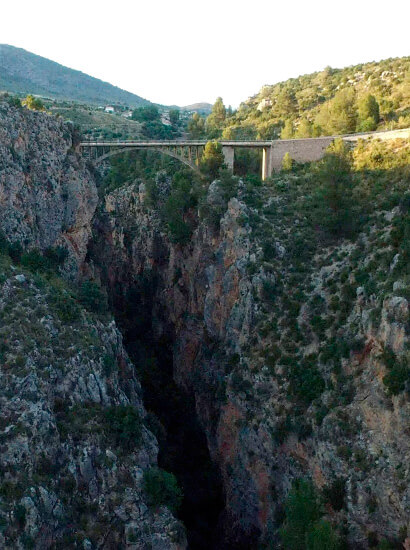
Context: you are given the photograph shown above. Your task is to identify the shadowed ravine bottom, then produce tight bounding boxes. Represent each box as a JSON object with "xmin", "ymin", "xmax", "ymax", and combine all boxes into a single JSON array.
[{"xmin": 118, "ymin": 323, "xmax": 226, "ymax": 549}]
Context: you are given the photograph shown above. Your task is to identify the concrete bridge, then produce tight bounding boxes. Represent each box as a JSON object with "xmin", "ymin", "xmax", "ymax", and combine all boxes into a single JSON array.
[{"xmin": 80, "ymin": 128, "xmax": 409, "ymax": 180}]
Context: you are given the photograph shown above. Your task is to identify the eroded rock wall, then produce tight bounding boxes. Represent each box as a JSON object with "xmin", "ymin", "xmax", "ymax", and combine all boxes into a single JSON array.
[
  {"xmin": 93, "ymin": 178, "xmax": 409, "ymax": 548},
  {"xmin": 0, "ymin": 102, "xmax": 97, "ymax": 276}
]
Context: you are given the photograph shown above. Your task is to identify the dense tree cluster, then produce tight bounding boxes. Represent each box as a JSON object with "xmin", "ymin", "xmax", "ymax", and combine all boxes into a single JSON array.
[{"xmin": 131, "ymin": 105, "xmax": 180, "ymax": 139}]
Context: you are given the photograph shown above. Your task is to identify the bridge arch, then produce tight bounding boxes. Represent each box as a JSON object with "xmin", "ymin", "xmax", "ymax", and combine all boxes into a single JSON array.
[{"xmin": 88, "ymin": 145, "xmax": 201, "ymax": 173}]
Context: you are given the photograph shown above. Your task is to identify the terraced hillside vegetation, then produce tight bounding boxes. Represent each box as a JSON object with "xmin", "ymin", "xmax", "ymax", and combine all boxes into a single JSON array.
[{"xmin": 48, "ymin": 102, "xmax": 144, "ymax": 141}]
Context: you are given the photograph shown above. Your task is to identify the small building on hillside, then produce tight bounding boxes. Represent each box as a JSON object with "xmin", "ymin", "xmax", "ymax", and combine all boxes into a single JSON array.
[
  {"xmin": 257, "ymin": 98, "xmax": 273, "ymax": 111},
  {"xmin": 104, "ymin": 105, "xmax": 115, "ymax": 113}
]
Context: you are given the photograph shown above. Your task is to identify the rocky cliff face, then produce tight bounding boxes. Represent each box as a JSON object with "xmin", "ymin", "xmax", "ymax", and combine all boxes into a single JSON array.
[
  {"xmin": 0, "ymin": 101, "xmax": 97, "ymax": 277},
  {"xmin": 0, "ymin": 102, "xmax": 408, "ymax": 549},
  {"xmin": 92, "ymin": 170, "xmax": 409, "ymax": 548},
  {"xmin": 0, "ymin": 103, "xmax": 185, "ymax": 549}
]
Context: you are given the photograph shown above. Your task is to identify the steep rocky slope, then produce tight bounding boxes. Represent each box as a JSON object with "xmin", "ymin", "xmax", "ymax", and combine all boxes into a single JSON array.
[
  {"xmin": 0, "ymin": 100, "xmax": 97, "ymax": 277},
  {"xmin": 0, "ymin": 102, "xmax": 185, "ymax": 549},
  {"xmin": 91, "ymin": 155, "xmax": 409, "ymax": 548}
]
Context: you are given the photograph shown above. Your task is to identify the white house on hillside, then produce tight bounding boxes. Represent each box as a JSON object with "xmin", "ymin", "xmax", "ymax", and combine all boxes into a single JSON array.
[{"xmin": 257, "ymin": 98, "xmax": 273, "ymax": 111}]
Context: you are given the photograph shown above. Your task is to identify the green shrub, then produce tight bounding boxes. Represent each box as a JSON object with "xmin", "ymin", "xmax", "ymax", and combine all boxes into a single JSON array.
[
  {"xmin": 49, "ymin": 289, "xmax": 81, "ymax": 323},
  {"xmin": 44, "ymin": 246, "xmax": 69, "ymax": 268},
  {"xmin": 288, "ymin": 358, "xmax": 325, "ymax": 405},
  {"xmin": 21, "ymin": 249, "xmax": 48, "ymax": 272},
  {"xmin": 7, "ymin": 95, "xmax": 22, "ymax": 108},
  {"xmin": 78, "ymin": 281, "xmax": 108, "ymax": 314},
  {"xmin": 305, "ymin": 519, "xmax": 340, "ymax": 550},
  {"xmin": 383, "ymin": 361, "xmax": 409, "ymax": 396},
  {"xmin": 261, "ymin": 279, "xmax": 277, "ymax": 304},
  {"xmin": 19, "ymin": 246, "xmax": 68, "ymax": 273},
  {"xmin": 280, "ymin": 479, "xmax": 321, "ymax": 549},
  {"xmin": 272, "ymin": 416, "xmax": 294, "ymax": 444},
  {"xmin": 20, "ymin": 534, "xmax": 35, "ymax": 549},
  {"xmin": 0, "ymin": 231, "xmax": 8, "ymax": 255},
  {"xmin": 282, "ymin": 152, "xmax": 294, "ymax": 171},
  {"xmin": 22, "ymin": 95, "xmax": 45, "ymax": 111},
  {"xmin": 143, "ymin": 467, "xmax": 183, "ymax": 513},
  {"xmin": 104, "ymin": 405, "xmax": 142, "ymax": 450},
  {"xmin": 102, "ymin": 354, "xmax": 116, "ymax": 377},
  {"xmin": 8, "ymin": 241, "xmax": 23, "ymax": 263},
  {"xmin": 161, "ymin": 173, "xmax": 197, "ymax": 244},
  {"xmin": 353, "ymin": 138, "xmax": 410, "ymax": 172},
  {"xmin": 322, "ymin": 478, "xmax": 346, "ymax": 511},
  {"xmin": 200, "ymin": 141, "xmax": 224, "ymax": 178},
  {"xmin": 311, "ymin": 140, "xmax": 358, "ymax": 238}
]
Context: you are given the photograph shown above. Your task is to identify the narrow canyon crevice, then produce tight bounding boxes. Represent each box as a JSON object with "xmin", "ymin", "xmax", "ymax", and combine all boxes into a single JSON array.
[{"xmin": 104, "ymin": 275, "xmax": 226, "ymax": 549}]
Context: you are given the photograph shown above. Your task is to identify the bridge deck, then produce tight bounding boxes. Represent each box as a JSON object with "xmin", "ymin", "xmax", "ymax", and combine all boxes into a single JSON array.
[
  {"xmin": 79, "ymin": 140, "xmax": 272, "ymax": 148},
  {"xmin": 79, "ymin": 128, "xmax": 409, "ymax": 149}
]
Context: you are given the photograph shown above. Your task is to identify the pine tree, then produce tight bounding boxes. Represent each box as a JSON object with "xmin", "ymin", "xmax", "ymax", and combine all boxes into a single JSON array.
[
  {"xmin": 200, "ymin": 141, "xmax": 224, "ymax": 178},
  {"xmin": 357, "ymin": 94, "xmax": 380, "ymax": 131},
  {"xmin": 295, "ymin": 118, "xmax": 313, "ymax": 138},
  {"xmin": 315, "ymin": 88, "xmax": 357, "ymax": 135},
  {"xmin": 281, "ymin": 119, "xmax": 294, "ymax": 139},
  {"xmin": 188, "ymin": 112, "xmax": 205, "ymax": 138},
  {"xmin": 282, "ymin": 152, "xmax": 294, "ymax": 171},
  {"xmin": 206, "ymin": 97, "xmax": 226, "ymax": 138}
]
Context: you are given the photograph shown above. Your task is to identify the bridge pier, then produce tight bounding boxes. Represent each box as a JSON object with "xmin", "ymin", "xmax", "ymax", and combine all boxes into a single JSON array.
[
  {"xmin": 262, "ymin": 146, "xmax": 273, "ymax": 181},
  {"xmin": 222, "ymin": 146, "xmax": 235, "ymax": 173}
]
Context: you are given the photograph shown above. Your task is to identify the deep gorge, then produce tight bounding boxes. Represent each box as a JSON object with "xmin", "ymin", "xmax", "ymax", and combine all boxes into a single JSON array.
[
  {"xmin": 102, "ymin": 273, "xmax": 226, "ymax": 549},
  {"xmin": 0, "ymin": 102, "xmax": 408, "ymax": 550}
]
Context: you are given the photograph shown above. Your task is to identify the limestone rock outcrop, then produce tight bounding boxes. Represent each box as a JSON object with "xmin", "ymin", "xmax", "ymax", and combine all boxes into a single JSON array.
[{"xmin": 0, "ymin": 102, "xmax": 97, "ymax": 277}]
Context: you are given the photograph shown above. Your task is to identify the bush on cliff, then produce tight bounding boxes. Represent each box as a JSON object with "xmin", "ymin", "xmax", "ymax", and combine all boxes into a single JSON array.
[
  {"xmin": 280, "ymin": 479, "xmax": 341, "ymax": 550},
  {"xmin": 161, "ymin": 171, "xmax": 200, "ymax": 244},
  {"xmin": 143, "ymin": 467, "xmax": 183, "ymax": 513},
  {"xmin": 305, "ymin": 520, "xmax": 341, "ymax": 550},
  {"xmin": 21, "ymin": 247, "xmax": 68, "ymax": 273},
  {"xmin": 0, "ymin": 231, "xmax": 8, "ymax": 255},
  {"xmin": 311, "ymin": 139, "xmax": 357, "ymax": 238},
  {"xmin": 6, "ymin": 95, "xmax": 22, "ymax": 108},
  {"xmin": 78, "ymin": 280, "xmax": 109, "ymax": 314},
  {"xmin": 7, "ymin": 241, "xmax": 23, "ymax": 263},
  {"xmin": 104, "ymin": 405, "xmax": 142, "ymax": 450}
]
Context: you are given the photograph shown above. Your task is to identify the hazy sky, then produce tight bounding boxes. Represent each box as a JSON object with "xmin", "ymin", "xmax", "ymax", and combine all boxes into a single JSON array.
[{"xmin": 1, "ymin": 0, "xmax": 409, "ymax": 107}]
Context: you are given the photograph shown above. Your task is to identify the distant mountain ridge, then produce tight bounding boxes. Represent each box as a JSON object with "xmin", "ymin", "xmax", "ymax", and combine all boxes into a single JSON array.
[
  {"xmin": 180, "ymin": 102, "xmax": 213, "ymax": 113},
  {"xmin": 0, "ymin": 44, "xmax": 151, "ymax": 107}
]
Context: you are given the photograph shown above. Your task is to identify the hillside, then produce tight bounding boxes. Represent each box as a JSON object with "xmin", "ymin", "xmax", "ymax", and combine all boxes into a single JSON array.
[
  {"xmin": 48, "ymin": 102, "xmax": 144, "ymax": 140},
  {"xmin": 217, "ymin": 57, "xmax": 410, "ymax": 140},
  {"xmin": 0, "ymin": 44, "xmax": 150, "ymax": 107},
  {"xmin": 181, "ymin": 102, "xmax": 213, "ymax": 114}
]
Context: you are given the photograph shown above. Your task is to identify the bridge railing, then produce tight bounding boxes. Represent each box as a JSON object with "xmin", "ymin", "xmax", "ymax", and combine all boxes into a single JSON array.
[{"xmin": 80, "ymin": 127, "xmax": 410, "ymax": 146}]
